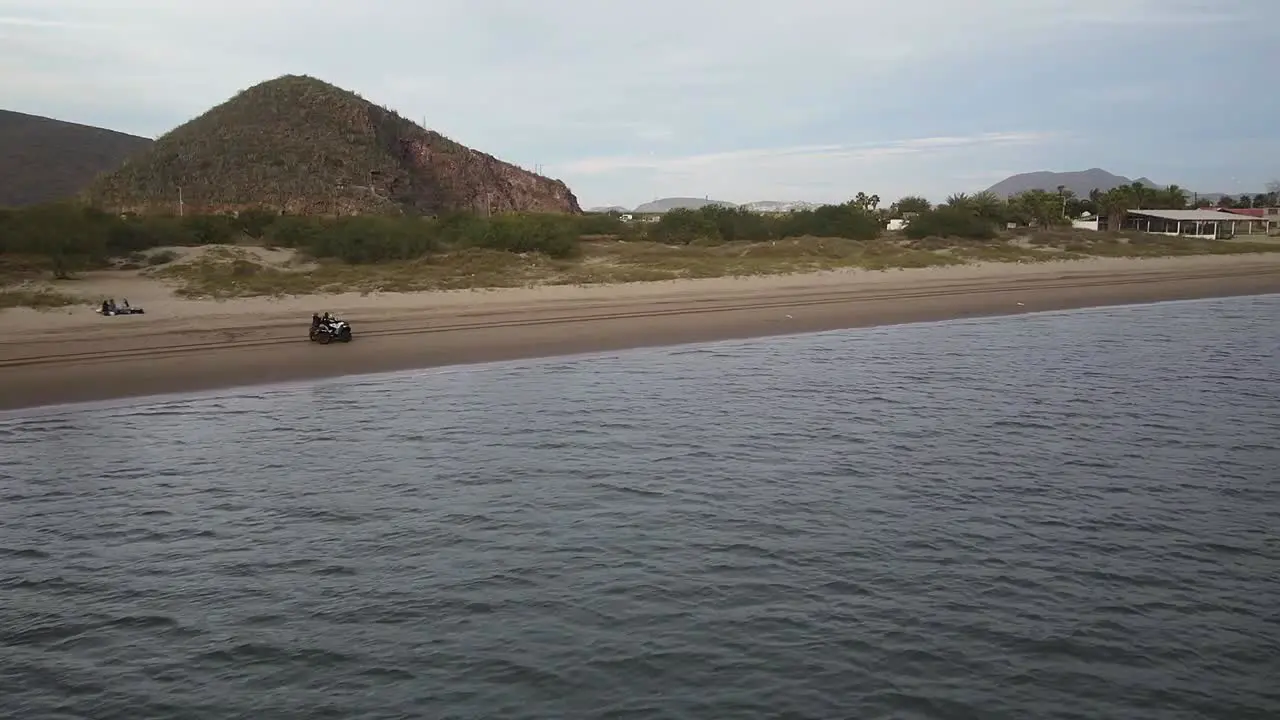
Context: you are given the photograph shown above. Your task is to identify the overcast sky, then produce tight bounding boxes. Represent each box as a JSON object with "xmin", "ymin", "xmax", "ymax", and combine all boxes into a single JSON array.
[{"xmin": 2, "ymin": 0, "xmax": 1276, "ymax": 208}]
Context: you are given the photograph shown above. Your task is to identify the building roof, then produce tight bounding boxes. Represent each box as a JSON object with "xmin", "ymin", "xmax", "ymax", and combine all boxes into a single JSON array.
[
  {"xmin": 1126, "ymin": 209, "xmax": 1258, "ymax": 222},
  {"xmin": 1217, "ymin": 207, "xmax": 1265, "ymax": 217}
]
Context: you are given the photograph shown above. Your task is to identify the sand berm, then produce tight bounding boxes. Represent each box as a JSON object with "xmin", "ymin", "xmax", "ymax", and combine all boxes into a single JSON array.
[{"xmin": 2, "ymin": 254, "xmax": 1279, "ymax": 411}]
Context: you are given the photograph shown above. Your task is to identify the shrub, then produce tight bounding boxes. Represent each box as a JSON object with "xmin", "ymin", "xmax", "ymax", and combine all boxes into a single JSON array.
[
  {"xmin": 148, "ymin": 250, "xmax": 179, "ymax": 265},
  {"xmin": 106, "ymin": 215, "xmax": 196, "ymax": 254},
  {"xmin": 460, "ymin": 213, "xmax": 580, "ymax": 258},
  {"xmin": 235, "ymin": 207, "xmax": 280, "ymax": 238},
  {"xmin": 264, "ymin": 215, "xmax": 325, "ymax": 249},
  {"xmin": 302, "ymin": 216, "xmax": 439, "ymax": 263},
  {"xmin": 181, "ymin": 214, "xmax": 239, "ymax": 245},
  {"xmin": 905, "ymin": 207, "xmax": 998, "ymax": 240},
  {"xmin": 649, "ymin": 203, "xmax": 879, "ymax": 244},
  {"xmin": 575, "ymin": 212, "xmax": 633, "ymax": 237},
  {"xmin": 780, "ymin": 204, "xmax": 881, "ymax": 241},
  {"xmin": 649, "ymin": 208, "xmax": 722, "ymax": 244}
]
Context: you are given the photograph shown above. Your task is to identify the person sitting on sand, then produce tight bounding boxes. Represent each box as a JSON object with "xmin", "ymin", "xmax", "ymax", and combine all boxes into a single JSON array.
[
  {"xmin": 101, "ymin": 299, "xmax": 110, "ymax": 315},
  {"xmin": 312, "ymin": 313, "xmax": 322, "ymax": 330}
]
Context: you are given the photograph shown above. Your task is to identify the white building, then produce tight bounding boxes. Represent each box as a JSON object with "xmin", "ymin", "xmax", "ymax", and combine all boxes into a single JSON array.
[
  {"xmin": 1072, "ymin": 214, "xmax": 1099, "ymax": 231},
  {"xmin": 1125, "ymin": 209, "xmax": 1262, "ymax": 239}
]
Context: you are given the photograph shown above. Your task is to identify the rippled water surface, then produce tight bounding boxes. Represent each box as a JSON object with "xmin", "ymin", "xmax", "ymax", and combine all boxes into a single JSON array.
[{"xmin": 3, "ymin": 296, "xmax": 1280, "ymax": 719}]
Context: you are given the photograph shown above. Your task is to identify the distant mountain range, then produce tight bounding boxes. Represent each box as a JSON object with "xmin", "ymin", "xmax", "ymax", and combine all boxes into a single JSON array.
[
  {"xmin": 0, "ymin": 109, "xmax": 154, "ymax": 207},
  {"xmin": 983, "ymin": 168, "xmax": 1266, "ymax": 202},
  {"xmin": 588, "ymin": 197, "xmax": 822, "ymax": 214},
  {"xmin": 984, "ymin": 169, "xmax": 1157, "ymax": 197}
]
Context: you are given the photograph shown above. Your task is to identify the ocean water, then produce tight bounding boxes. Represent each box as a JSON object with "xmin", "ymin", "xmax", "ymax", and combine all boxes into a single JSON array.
[{"xmin": 2, "ymin": 295, "xmax": 1279, "ymax": 720}]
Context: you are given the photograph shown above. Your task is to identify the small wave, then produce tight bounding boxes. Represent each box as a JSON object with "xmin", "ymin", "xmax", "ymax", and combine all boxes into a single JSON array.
[
  {"xmin": 592, "ymin": 483, "xmax": 665, "ymax": 498},
  {"xmin": 359, "ymin": 666, "xmax": 416, "ymax": 680},
  {"xmin": 0, "ymin": 547, "xmax": 50, "ymax": 559},
  {"xmin": 103, "ymin": 614, "xmax": 180, "ymax": 630},
  {"xmin": 193, "ymin": 642, "xmax": 358, "ymax": 668},
  {"xmin": 1, "ymin": 620, "xmax": 98, "ymax": 647},
  {"xmin": 312, "ymin": 565, "xmax": 357, "ymax": 576}
]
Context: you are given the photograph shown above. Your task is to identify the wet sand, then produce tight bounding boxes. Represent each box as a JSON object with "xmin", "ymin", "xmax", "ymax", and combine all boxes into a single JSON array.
[{"xmin": 2, "ymin": 254, "xmax": 1279, "ymax": 411}]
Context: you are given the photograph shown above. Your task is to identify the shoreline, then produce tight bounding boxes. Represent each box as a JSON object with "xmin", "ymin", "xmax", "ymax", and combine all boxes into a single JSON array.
[{"xmin": 2, "ymin": 254, "xmax": 1279, "ymax": 412}]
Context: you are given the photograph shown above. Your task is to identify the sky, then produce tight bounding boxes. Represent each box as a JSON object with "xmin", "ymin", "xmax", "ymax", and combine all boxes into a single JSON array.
[{"xmin": 2, "ymin": 0, "xmax": 1277, "ymax": 209}]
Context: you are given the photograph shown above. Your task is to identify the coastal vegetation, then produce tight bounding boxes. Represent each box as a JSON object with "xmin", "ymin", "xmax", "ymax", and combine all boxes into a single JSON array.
[{"xmin": 1, "ymin": 189, "xmax": 1276, "ymax": 303}]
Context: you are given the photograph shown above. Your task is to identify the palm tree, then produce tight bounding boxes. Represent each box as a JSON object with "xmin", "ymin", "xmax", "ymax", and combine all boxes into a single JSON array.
[
  {"xmin": 1127, "ymin": 181, "xmax": 1149, "ymax": 210},
  {"xmin": 969, "ymin": 191, "xmax": 1004, "ymax": 221},
  {"xmin": 1055, "ymin": 185, "xmax": 1076, "ymax": 218},
  {"xmin": 1101, "ymin": 186, "xmax": 1133, "ymax": 230},
  {"xmin": 1163, "ymin": 185, "xmax": 1187, "ymax": 209}
]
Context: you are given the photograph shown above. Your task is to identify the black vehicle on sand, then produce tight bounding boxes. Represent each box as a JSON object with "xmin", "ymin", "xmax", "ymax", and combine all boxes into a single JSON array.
[{"xmin": 310, "ymin": 313, "xmax": 352, "ymax": 343}]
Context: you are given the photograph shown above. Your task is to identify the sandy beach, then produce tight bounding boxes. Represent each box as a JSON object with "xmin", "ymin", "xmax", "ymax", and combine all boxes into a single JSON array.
[{"xmin": 2, "ymin": 253, "xmax": 1279, "ymax": 411}]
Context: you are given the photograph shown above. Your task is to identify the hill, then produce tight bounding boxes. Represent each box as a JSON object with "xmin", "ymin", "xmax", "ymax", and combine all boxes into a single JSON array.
[
  {"xmin": 741, "ymin": 200, "xmax": 821, "ymax": 213},
  {"xmin": 633, "ymin": 197, "xmax": 738, "ymax": 213},
  {"xmin": 595, "ymin": 199, "xmax": 838, "ymax": 214},
  {"xmin": 85, "ymin": 75, "xmax": 580, "ymax": 216},
  {"xmin": 985, "ymin": 169, "xmax": 1158, "ymax": 198},
  {"xmin": 0, "ymin": 110, "xmax": 153, "ymax": 208}
]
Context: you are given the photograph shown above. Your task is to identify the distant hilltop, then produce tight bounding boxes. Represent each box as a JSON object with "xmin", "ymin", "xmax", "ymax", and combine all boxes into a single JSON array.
[
  {"xmin": 984, "ymin": 168, "xmax": 1270, "ymax": 203},
  {"xmin": 84, "ymin": 74, "xmax": 581, "ymax": 216},
  {"xmin": 0, "ymin": 109, "xmax": 153, "ymax": 207},
  {"xmin": 588, "ymin": 197, "xmax": 823, "ymax": 214},
  {"xmin": 984, "ymin": 168, "xmax": 1158, "ymax": 198}
]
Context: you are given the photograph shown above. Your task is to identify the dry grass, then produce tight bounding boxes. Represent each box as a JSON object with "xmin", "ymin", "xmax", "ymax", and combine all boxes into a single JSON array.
[
  {"xmin": 151, "ymin": 245, "xmax": 566, "ymax": 298},
  {"xmin": 3, "ymin": 228, "xmax": 1277, "ymax": 304},
  {"xmin": 151, "ymin": 237, "xmax": 966, "ymax": 297},
  {"xmin": 0, "ymin": 288, "xmax": 81, "ymax": 311},
  {"xmin": 1022, "ymin": 229, "xmax": 1278, "ymax": 257},
  {"xmin": 149, "ymin": 231, "xmax": 1280, "ymax": 299},
  {"xmin": 0, "ymin": 254, "xmax": 54, "ymax": 282},
  {"xmin": 554, "ymin": 237, "xmax": 963, "ymax": 285},
  {"xmin": 902, "ymin": 235, "xmax": 1081, "ymax": 263}
]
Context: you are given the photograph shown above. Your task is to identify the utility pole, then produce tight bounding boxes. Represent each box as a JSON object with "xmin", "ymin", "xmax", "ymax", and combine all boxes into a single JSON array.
[{"xmin": 178, "ymin": 186, "xmax": 184, "ymax": 217}]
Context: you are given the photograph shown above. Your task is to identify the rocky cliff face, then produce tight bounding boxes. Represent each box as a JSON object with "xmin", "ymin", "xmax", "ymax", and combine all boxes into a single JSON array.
[
  {"xmin": 392, "ymin": 135, "xmax": 580, "ymax": 216},
  {"xmin": 85, "ymin": 74, "xmax": 582, "ymax": 217}
]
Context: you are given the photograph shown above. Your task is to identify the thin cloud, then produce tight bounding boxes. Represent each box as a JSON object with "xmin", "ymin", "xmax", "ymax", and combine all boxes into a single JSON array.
[
  {"xmin": 0, "ymin": 15, "xmax": 86, "ymax": 27},
  {"xmin": 560, "ymin": 133, "xmax": 1059, "ymax": 176}
]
